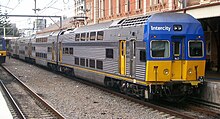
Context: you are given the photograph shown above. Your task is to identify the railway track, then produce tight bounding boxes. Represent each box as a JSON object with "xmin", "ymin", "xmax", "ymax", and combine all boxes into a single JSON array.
[
  {"xmin": 187, "ymin": 97, "xmax": 220, "ymax": 118},
  {"xmin": 55, "ymin": 73, "xmax": 195, "ymax": 119},
  {"xmin": 0, "ymin": 65, "xmax": 65, "ymax": 119}
]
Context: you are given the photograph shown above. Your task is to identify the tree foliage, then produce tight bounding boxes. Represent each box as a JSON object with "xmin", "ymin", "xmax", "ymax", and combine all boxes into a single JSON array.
[{"xmin": 0, "ymin": 10, "xmax": 19, "ymax": 37}]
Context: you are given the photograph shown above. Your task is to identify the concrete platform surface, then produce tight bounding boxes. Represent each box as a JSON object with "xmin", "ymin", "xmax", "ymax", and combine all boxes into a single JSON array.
[{"xmin": 0, "ymin": 90, "xmax": 13, "ymax": 119}]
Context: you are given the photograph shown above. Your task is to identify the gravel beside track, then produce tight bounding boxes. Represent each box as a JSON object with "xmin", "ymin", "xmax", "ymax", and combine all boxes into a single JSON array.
[{"xmin": 3, "ymin": 58, "xmax": 167, "ymax": 119}]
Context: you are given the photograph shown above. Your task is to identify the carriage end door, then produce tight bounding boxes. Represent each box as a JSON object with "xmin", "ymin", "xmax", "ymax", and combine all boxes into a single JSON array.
[
  {"xmin": 171, "ymin": 38, "xmax": 183, "ymax": 80},
  {"xmin": 119, "ymin": 40, "xmax": 126, "ymax": 75}
]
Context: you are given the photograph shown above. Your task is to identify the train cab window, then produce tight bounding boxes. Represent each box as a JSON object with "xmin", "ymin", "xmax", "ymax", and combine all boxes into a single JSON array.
[
  {"xmin": 75, "ymin": 34, "xmax": 80, "ymax": 41},
  {"xmin": 151, "ymin": 41, "xmax": 169, "ymax": 58},
  {"xmin": 140, "ymin": 50, "xmax": 146, "ymax": 62},
  {"xmin": 96, "ymin": 60, "xmax": 103, "ymax": 70},
  {"xmin": 89, "ymin": 59, "xmax": 95, "ymax": 68},
  {"xmin": 70, "ymin": 48, "xmax": 73, "ymax": 55},
  {"xmin": 97, "ymin": 31, "xmax": 104, "ymax": 40},
  {"xmin": 90, "ymin": 32, "xmax": 96, "ymax": 41},
  {"xmin": 106, "ymin": 49, "xmax": 113, "ymax": 59},
  {"xmin": 189, "ymin": 41, "xmax": 203, "ymax": 57},
  {"xmin": 81, "ymin": 33, "xmax": 86, "ymax": 41},
  {"xmin": 75, "ymin": 57, "xmax": 79, "ymax": 65}
]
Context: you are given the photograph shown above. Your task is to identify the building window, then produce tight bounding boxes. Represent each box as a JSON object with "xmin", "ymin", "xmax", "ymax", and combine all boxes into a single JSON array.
[
  {"xmin": 109, "ymin": 0, "xmax": 112, "ymax": 16},
  {"xmin": 106, "ymin": 49, "xmax": 113, "ymax": 59},
  {"xmin": 96, "ymin": 60, "xmax": 103, "ymax": 70},
  {"xmin": 125, "ymin": 0, "xmax": 130, "ymax": 13},
  {"xmin": 89, "ymin": 59, "xmax": 95, "ymax": 68},
  {"xmin": 140, "ymin": 50, "xmax": 146, "ymax": 62},
  {"xmin": 97, "ymin": 31, "xmax": 104, "ymax": 40},
  {"xmin": 90, "ymin": 32, "xmax": 96, "ymax": 41},
  {"xmin": 80, "ymin": 58, "xmax": 85, "ymax": 66},
  {"xmin": 116, "ymin": 0, "xmax": 121, "ymax": 14},
  {"xmin": 136, "ymin": 0, "xmax": 142, "ymax": 10},
  {"xmin": 75, "ymin": 57, "xmax": 79, "ymax": 65}
]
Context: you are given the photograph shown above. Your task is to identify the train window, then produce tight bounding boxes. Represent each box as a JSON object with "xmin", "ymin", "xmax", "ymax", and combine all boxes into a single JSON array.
[
  {"xmin": 96, "ymin": 60, "xmax": 103, "ymax": 70},
  {"xmin": 65, "ymin": 48, "xmax": 69, "ymax": 54},
  {"xmin": 48, "ymin": 47, "xmax": 52, "ymax": 53},
  {"xmin": 106, "ymin": 49, "xmax": 113, "ymax": 59},
  {"xmin": 81, "ymin": 33, "xmax": 86, "ymax": 41},
  {"xmin": 63, "ymin": 48, "xmax": 65, "ymax": 54},
  {"xmin": 151, "ymin": 41, "xmax": 169, "ymax": 58},
  {"xmin": 86, "ymin": 33, "xmax": 90, "ymax": 41},
  {"xmin": 97, "ymin": 31, "xmax": 104, "ymax": 40},
  {"xmin": 75, "ymin": 57, "xmax": 79, "ymax": 65},
  {"xmin": 90, "ymin": 32, "xmax": 96, "ymax": 41},
  {"xmin": 70, "ymin": 48, "xmax": 73, "ymax": 55},
  {"xmin": 80, "ymin": 58, "xmax": 85, "ymax": 66},
  {"xmin": 189, "ymin": 41, "xmax": 203, "ymax": 57},
  {"xmin": 32, "ymin": 47, "xmax": 35, "ymax": 51},
  {"xmin": 140, "ymin": 50, "xmax": 146, "ymax": 62},
  {"xmin": 75, "ymin": 34, "xmax": 80, "ymax": 41},
  {"xmin": 89, "ymin": 59, "xmax": 95, "ymax": 68},
  {"xmin": 86, "ymin": 59, "xmax": 89, "ymax": 67}
]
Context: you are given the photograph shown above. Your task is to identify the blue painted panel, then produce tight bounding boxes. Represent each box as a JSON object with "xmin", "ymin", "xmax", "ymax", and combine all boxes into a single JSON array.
[{"xmin": 143, "ymin": 13, "xmax": 205, "ymax": 61}]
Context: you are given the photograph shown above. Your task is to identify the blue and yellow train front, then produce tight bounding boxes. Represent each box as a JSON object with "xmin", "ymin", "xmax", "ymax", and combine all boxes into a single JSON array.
[
  {"xmin": 0, "ymin": 38, "xmax": 6, "ymax": 64},
  {"xmin": 144, "ymin": 13, "xmax": 205, "ymax": 100}
]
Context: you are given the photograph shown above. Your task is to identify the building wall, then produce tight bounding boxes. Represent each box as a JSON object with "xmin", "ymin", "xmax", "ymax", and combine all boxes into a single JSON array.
[
  {"xmin": 85, "ymin": 0, "xmax": 220, "ymax": 71},
  {"xmin": 74, "ymin": 0, "xmax": 86, "ymax": 17}
]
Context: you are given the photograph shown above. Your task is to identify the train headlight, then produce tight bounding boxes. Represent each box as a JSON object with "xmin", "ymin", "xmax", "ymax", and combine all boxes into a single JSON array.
[
  {"xmin": 163, "ymin": 69, "xmax": 169, "ymax": 75},
  {"xmin": 188, "ymin": 68, "xmax": 193, "ymax": 76}
]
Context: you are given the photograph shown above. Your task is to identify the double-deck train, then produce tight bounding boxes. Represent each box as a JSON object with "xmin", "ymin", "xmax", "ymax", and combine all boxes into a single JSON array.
[
  {"xmin": 10, "ymin": 13, "xmax": 206, "ymax": 101},
  {"xmin": 0, "ymin": 37, "xmax": 6, "ymax": 64}
]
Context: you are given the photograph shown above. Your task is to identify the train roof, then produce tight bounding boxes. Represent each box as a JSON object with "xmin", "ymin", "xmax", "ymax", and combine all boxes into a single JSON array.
[
  {"xmin": 148, "ymin": 13, "xmax": 200, "ymax": 24},
  {"xmin": 74, "ymin": 21, "xmax": 114, "ymax": 33}
]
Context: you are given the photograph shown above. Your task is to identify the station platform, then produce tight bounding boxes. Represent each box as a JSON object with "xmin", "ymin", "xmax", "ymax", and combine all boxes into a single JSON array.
[
  {"xmin": 0, "ymin": 90, "xmax": 13, "ymax": 119},
  {"xmin": 200, "ymin": 71, "xmax": 220, "ymax": 104}
]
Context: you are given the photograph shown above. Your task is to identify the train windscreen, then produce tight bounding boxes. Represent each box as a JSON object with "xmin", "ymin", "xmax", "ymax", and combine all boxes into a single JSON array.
[
  {"xmin": 151, "ymin": 41, "xmax": 169, "ymax": 58},
  {"xmin": 189, "ymin": 41, "xmax": 203, "ymax": 57}
]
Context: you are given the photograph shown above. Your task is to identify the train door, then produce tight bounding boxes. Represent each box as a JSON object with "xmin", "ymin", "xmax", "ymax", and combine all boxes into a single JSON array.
[
  {"xmin": 59, "ymin": 42, "xmax": 62, "ymax": 62},
  {"xmin": 119, "ymin": 40, "xmax": 126, "ymax": 75},
  {"xmin": 52, "ymin": 42, "xmax": 55, "ymax": 61},
  {"xmin": 130, "ymin": 39, "xmax": 136, "ymax": 77},
  {"xmin": 171, "ymin": 38, "xmax": 183, "ymax": 80},
  {"xmin": 28, "ymin": 43, "xmax": 31, "ymax": 57}
]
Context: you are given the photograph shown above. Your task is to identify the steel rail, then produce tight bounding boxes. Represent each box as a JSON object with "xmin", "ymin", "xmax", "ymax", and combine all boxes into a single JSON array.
[
  {"xmin": 2, "ymin": 66, "xmax": 65, "ymax": 119},
  {"xmin": 0, "ymin": 80, "xmax": 26, "ymax": 119}
]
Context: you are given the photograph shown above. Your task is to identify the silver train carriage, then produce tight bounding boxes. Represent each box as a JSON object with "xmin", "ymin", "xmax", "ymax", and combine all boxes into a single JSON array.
[{"xmin": 12, "ymin": 13, "xmax": 206, "ymax": 101}]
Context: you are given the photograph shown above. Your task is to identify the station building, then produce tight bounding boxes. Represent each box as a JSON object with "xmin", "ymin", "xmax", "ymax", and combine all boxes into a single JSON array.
[{"xmin": 85, "ymin": 0, "xmax": 220, "ymax": 72}]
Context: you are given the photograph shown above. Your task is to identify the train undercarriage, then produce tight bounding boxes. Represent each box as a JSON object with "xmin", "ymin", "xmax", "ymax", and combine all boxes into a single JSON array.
[{"xmin": 104, "ymin": 77, "xmax": 201, "ymax": 102}]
